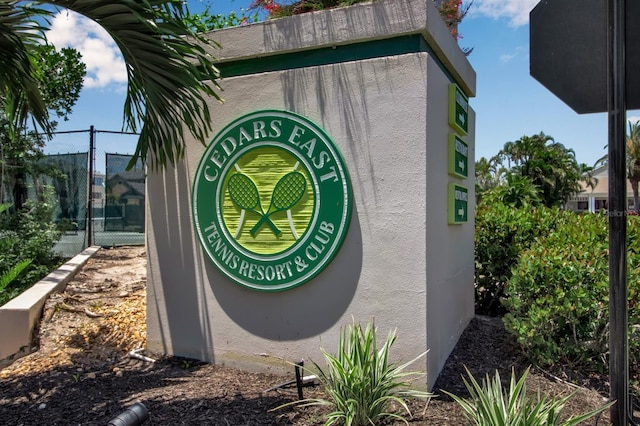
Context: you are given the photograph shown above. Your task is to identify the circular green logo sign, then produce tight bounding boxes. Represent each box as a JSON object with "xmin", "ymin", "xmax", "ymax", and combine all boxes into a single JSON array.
[{"xmin": 192, "ymin": 110, "xmax": 352, "ymax": 291}]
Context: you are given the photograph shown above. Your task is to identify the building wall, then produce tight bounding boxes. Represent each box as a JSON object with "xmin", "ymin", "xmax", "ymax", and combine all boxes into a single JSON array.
[
  {"xmin": 568, "ymin": 164, "xmax": 638, "ymax": 213},
  {"xmin": 146, "ymin": 0, "xmax": 475, "ymax": 389},
  {"xmin": 425, "ymin": 56, "xmax": 476, "ymax": 383}
]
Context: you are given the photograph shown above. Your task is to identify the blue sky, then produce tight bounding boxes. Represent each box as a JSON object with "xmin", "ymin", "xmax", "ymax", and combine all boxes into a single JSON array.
[{"xmin": 45, "ymin": 0, "xmax": 637, "ymax": 172}]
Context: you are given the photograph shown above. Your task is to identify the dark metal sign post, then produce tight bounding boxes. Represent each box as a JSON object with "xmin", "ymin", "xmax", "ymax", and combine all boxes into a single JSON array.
[
  {"xmin": 530, "ymin": 0, "xmax": 637, "ymax": 424},
  {"xmin": 608, "ymin": 1, "xmax": 629, "ymax": 423}
]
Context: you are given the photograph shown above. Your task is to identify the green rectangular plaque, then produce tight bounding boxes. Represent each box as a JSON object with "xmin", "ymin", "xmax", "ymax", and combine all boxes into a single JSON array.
[
  {"xmin": 448, "ymin": 183, "xmax": 468, "ymax": 224},
  {"xmin": 449, "ymin": 83, "xmax": 469, "ymax": 135},
  {"xmin": 448, "ymin": 134, "xmax": 469, "ymax": 179}
]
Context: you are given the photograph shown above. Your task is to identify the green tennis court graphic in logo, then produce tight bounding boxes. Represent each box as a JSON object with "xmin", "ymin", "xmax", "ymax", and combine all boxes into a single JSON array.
[{"xmin": 192, "ymin": 110, "xmax": 353, "ymax": 291}]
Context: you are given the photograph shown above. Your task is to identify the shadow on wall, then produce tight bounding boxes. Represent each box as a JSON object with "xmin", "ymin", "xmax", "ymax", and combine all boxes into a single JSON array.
[
  {"xmin": 210, "ymin": 205, "xmax": 363, "ymax": 341},
  {"xmin": 280, "ymin": 62, "xmax": 376, "ymax": 218},
  {"xmin": 147, "ymin": 160, "xmax": 215, "ymax": 360},
  {"xmin": 149, "ymin": 161, "xmax": 363, "ymax": 350}
]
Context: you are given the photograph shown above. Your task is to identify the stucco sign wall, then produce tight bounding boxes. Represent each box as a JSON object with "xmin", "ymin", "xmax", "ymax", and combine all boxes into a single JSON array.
[
  {"xmin": 191, "ymin": 110, "xmax": 352, "ymax": 291},
  {"xmin": 146, "ymin": 0, "xmax": 476, "ymax": 390}
]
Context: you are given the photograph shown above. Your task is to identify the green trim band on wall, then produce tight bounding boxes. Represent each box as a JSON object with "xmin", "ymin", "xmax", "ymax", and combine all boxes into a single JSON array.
[{"xmin": 215, "ymin": 34, "xmax": 457, "ymax": 84}]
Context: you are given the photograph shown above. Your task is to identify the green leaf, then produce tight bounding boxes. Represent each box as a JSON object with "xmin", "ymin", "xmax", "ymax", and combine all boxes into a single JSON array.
[
  {"xmin": 0, "ymin": 1, "xmax": 52, "ymax": 135},
  {"xmin": 0, "ymin": 258, "xmax": 32, "ymax": 292}
]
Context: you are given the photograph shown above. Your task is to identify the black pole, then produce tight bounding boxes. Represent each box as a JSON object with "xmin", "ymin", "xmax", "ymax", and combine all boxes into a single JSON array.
[
  {"xmin": 88, "ymin": 125, "xmax": 95, "ymax": 247},
  {"xmin": 294, "ymin": 360, "xmax": 304, "ymax": 400},
  {"xmin": 607, "ymin": 0, "xmax": 629, "ymax": 424}
]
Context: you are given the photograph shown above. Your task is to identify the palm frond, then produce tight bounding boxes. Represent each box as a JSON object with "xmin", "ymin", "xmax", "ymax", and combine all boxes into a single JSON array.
[
  {"xmin": 0, "ymin": 0, "xmax": 51, "ymax": 135},
  {"xmin": 40, "ymin": 0, "xmax": 222, "ymax": 170}
]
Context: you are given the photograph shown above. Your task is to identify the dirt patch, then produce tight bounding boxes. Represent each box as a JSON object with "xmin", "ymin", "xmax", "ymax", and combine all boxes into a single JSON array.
[{"xmin": 0, "ymin": 246, "xmax": 617, "ymax": 425}]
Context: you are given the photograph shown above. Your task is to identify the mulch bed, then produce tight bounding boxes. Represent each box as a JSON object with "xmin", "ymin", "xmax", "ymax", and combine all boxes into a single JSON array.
[{"xmin": 0, "ymin": 247, "xmax": 622, "ymax": 425}]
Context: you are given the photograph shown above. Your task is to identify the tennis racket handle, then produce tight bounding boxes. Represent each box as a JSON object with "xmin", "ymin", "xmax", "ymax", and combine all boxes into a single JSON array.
[{"xmin": 250, "ymin": 214, "xmax": 282, "ymax": 236}]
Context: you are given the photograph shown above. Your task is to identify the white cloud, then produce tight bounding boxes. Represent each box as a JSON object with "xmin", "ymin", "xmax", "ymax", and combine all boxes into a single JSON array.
[
  {"xmin": 471, "ymin": 0, "xmax": 539, "ymax": 27},
  {"xmin": 499, "ymin": 52, "xmax": 516, "ymax": 64},
  {"xmin": 498, "ymin": 45, "xmax": 526, "ymax": 64},
  {"xmin": 46, "ymin": 11, "xmax": 127, "ymax": 89}
]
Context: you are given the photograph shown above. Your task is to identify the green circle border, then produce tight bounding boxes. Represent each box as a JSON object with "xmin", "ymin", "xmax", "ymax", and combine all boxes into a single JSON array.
[{"xmin": 192, "ymin": 110, "xmax": 353, "ymax": 292}]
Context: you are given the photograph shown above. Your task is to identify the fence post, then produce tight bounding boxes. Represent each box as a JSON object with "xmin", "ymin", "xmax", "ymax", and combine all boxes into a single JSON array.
[{"xmin": 87, "ymin": 125, "xmax": 95, "ymax": 247}]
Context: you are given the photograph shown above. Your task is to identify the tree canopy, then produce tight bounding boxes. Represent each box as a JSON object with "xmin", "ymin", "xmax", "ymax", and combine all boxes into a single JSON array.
[
  {"xmin": 476, "ymin": 132, "xmax": 595, "ymax": 208},
  {"xmin": 36, "ymin": 44, "xmax": 86, "ymax": 121},
  {"xmin": 0, "ymin": 42, "xmax": 85, "ymax": 208}
]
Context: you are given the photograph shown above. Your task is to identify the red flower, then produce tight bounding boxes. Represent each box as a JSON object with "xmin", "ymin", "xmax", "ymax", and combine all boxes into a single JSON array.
[{"xmin": 249, "ymin": 0, "xmax": 283, "ymax": 16}]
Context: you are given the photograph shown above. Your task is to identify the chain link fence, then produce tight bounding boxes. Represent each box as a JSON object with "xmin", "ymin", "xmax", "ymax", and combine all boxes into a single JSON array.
[{"xmin": 41, "ymin": 128, "xmax": 144, "ymax": 257}]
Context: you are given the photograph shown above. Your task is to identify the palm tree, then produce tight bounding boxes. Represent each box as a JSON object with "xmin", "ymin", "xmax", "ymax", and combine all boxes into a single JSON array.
[
  {"xmin": 495, "ymin": 173, "xmax": 542, "ymax": 208},
  {"xmin": 498, "ymin": 133, "xmax": 587, "ymax": 208},
  {"xmin": 580, "ymin": 163, "xmax": 598, "ymax": 192},
  {"xmin": 475, "ymin": 155, "xmax": 507, "ymax": 204},
  {"xmin": 627, "ymin": 120, "xmax": 640, "ymax": 213},
  {"xmin": 0, "ymin": 0, "xmax": 222, "ymax": 170}
]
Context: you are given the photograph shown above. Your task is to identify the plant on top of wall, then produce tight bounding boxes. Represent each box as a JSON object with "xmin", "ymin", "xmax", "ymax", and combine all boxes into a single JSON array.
[
  {"xmin": 275, "ymin": 320, "xmax": 432, "ymax": 426},
  {"xmin": 435, "ymin": 0, "xmax": 473, "ymax": 41},
  {"xmin": 249, "ymin": 0, "xmax": 474, "ymax": 44}
]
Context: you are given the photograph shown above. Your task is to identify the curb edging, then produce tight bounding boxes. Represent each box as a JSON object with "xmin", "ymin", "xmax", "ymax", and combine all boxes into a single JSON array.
[{"xmin": 0, "ymin": 246, "xmax": 101, "ymax": 368}]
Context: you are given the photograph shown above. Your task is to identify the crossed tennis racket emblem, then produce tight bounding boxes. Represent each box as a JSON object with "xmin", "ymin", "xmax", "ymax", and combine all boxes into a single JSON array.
[{"xmin": 227, "ymin": 169, "xmax": 307, "ymax": 237}]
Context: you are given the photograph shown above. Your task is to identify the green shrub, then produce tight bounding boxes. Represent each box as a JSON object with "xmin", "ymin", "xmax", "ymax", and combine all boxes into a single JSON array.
[
  {"xmin": 444, "ymin": 367, "xmax": 612, "ymax": 426},
  {"xmin": 184, "ymin": 9, "xmax": 259, "ymax": 32},
  {"xmin": 281, "ymin": 321, "xmax": 432, "ymax": 426},
  {"xmin": 474, "ymin": 203, "xmax": 569, "ymax": 315},
  {"xmin": 0, "ymin": 200, "xmax": 63, "ymax": 306},
  {"xmin": 0, "ymin": 203, "xmax": 33, "ymax": 294},
  {"xmin": 504, "ymin": 213, "xmax": 640, "ymax": 379}
]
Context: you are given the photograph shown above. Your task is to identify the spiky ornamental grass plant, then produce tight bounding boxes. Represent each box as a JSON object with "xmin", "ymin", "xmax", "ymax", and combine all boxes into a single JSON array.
[
  {"xmin": 443, "ymin": 367, "xmax": 612, "ymax": 426},
  {"xmin": 282, "ymin": 321, "xmax": 433, "ymax": 426}
]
